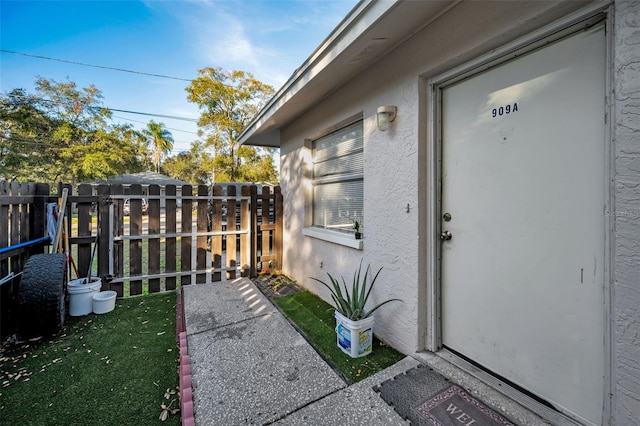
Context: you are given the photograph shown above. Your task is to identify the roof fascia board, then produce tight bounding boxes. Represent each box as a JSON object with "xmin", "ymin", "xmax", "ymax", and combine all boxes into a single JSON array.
[{"xmin": 239, "ymin": 0, "xmax": 398, "ymax": 145}]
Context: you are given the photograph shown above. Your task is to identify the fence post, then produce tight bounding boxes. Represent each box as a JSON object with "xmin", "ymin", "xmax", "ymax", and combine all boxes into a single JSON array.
[
  {"xmin": 28, "ymin": 183, "xmax": 49, "ymax": 258},
  {"xmin": 250, "ymin": 185, "xmax": 258, "ymax": 277},
  {"xmin": 77, "ymin": 184, "xmax": 93, "ymax": 278},
  {"xmin": 240, "ymin": 186, "xmax": 250, "ymax": 277},
  {"xmin": 226, "ymin": 185, "xmax": 237, "ymax": 280},
  {"xmin": 129, "ymin": 184, "xmax": 143, "ymax": 296},
  {"xmin": 97, "ymin": 184, "xmax": 112, "ymax": 292},
  {"xmin": 165, "ymin": 185, "xmax": 177, "ymax": 291},
  {"xmin": 274, "ymin": 186, "xmax": 283, "ymax": 273}
]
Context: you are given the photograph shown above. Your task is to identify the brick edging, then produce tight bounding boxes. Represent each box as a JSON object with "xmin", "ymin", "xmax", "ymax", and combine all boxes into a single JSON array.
[{"xmin": 177, "ymin": 288, "xmax": 194, "ymax": 425}]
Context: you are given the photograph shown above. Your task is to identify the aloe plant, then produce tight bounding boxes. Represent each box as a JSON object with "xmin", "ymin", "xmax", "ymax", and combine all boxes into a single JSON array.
[{"xmin": 311, "ymin": 261, "xmax": 400, "ymax": 320}]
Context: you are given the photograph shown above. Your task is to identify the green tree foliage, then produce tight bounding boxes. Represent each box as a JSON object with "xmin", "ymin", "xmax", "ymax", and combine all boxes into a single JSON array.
[
  {"xmin": 162, "ymin": 142, "xmax": 211, "ymax": 185},
  {"xmin": 185, "ymin": 67, "xmax": 278, "ymax": 183},
  {"xmin": 0, "ymin": 78, "xmax": 147, "ymax": 185},
  {"xmin": 143, "ymin": 120, "xmax": 174, "ymax": 173}
]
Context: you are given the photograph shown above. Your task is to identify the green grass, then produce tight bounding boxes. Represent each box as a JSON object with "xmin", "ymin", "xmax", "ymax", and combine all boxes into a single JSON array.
[
  {"xmin": 274, "ymin": 291, "xmax": 405, "ymax": 383},
  {"xmin": 0, "ymin": 292, "xmax": 180, "ymax": 425}
]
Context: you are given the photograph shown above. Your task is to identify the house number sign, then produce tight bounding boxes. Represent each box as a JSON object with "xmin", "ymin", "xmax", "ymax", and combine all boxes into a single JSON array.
[{"xmin": 491, "ymin": 102, "xmax": 518, "ymax": 118}]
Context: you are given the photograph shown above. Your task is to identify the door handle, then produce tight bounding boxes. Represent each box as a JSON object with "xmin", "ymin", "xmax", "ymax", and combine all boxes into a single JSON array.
[{"xmin": 440, "ymin": 231, "xmax": 452, "ymax": 241}]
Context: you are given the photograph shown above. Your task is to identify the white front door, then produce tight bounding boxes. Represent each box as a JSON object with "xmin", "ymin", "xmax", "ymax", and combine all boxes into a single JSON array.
[{"xmin": 440, "ymin": 25, "xmax": 606, "ymax": 425}]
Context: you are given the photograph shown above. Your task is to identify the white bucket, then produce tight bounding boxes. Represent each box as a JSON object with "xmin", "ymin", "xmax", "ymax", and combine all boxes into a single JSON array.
[
  {"xmin": 334, "ymin": 311, "xmax": 374, "ymax": 358},
  {"xmin": 92, "ymin": 291, "xmax": 117, "ymax": 314},
  {"xmin": 67, "ymin": 277, "xmax": 102, "ymax": 316}
]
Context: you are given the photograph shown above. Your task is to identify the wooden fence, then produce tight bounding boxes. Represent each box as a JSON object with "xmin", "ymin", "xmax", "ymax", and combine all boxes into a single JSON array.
[{"xmin": 0, "ymin": 181, "xmax": 282, "ymax": 338}]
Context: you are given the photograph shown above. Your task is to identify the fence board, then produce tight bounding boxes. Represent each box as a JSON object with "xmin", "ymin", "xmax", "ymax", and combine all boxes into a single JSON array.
[
  {"xmin": 250, "ymin": 185, "xmax": 258, "ymax": 277},
  {"xmin": 226, "ymin": 185, "xmax": 237, "ymax": 280},
  {"xmin": 274, "ymin": 186, "xmax": 283, "ymax": 271},
  {"xmin": 240, "ymin": 186, "xmax": 250, "ymax": 277},
  {"xmin": 211, "ymin": 185, "xmax": 223, "ymax": 282},
  {"xmin": 196, "ymin": 185, "xmax": 208, "ymax": 283},
  {"xmin": 129, "ymin": 184, "xmax": 143, "ymax": 296},
  {"xmin": 181, "ymin": 185, "xmax": 192, "ymax": 286},
  {"xmin": 165, "ymin": 185, "xmax": 176, "ymax": 291},
  {"xmin": 148, "ymin": 185, "xmax": 160, "ymax": 293}
]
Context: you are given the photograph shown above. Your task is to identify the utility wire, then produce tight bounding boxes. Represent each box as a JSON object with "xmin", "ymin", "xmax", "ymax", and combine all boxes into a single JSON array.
[
  {"xmin": 111, "ymin": 115, "xmax": 199, "ymax": 135},
  {"xmin": 103, "ymin": 107, "xmax": 198, "ymax": 122},
  {"xmin": 0, "ymin": 49, "xmax": 242, "ymax": 89},
  {"xmin": 0, "ymin": 49, "xmax": 193, "ymax": 82},
  {"xmin": 1, "ymin": 92, "xmax": 199, "ymax": 123}
]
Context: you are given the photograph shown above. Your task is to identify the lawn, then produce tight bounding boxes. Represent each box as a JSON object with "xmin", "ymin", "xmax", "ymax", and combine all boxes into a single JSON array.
[
  {"xmin": 274, "ymin": 290, "xmax": 405, "ymax": 383},
  {"xmin": 0, "ymin": 292, "xmax": 180, "ymax": 425}
]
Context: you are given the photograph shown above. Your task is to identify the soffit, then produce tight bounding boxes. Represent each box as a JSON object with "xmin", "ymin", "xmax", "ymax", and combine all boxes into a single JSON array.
[{"xmin": 240, "ymin": 0, "xmax": 455, "ymax": 147}]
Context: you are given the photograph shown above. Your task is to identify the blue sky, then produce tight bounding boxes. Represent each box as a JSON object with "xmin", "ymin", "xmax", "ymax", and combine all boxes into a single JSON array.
[{"xmin": 0, "ymin": 0, "xmax": 358, "ymax": 153}]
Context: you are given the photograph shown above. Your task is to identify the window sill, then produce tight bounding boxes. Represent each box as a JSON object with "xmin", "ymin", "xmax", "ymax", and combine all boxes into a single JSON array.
[{"xmin": 302, "ymin": 227, "xmax": 363, "ymax": 250}]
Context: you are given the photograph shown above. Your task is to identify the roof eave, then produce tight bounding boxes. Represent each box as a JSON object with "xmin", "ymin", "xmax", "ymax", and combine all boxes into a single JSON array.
[{"xmin": 239, "ymin": 0, "xmax": 397, "ymax": 147}]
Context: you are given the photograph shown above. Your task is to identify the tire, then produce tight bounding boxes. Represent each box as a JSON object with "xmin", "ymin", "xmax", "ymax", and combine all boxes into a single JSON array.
[{"xmin": 19, "ymin": 253, "xmax": 67, "ymax": 337}]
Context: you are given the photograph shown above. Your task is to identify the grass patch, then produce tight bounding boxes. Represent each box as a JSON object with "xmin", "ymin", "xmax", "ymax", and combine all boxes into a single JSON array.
[
  {"xmin": 0, "ymin": 292, "xmax": 180, "ymax": 425},
  {"xmin": 274, "ymin": 291, "xmax": 405, "ymax": 383}
]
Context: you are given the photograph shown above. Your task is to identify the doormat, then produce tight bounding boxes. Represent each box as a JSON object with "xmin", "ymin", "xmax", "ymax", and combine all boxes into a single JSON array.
[{"xmin": 373, "ymin": 364, "xmax": 515, "ymax": 426}]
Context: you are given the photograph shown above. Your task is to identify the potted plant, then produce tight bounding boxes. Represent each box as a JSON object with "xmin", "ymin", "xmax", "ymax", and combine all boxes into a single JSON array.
[
  {"xmin": 311, "ymin": 261, "xmax": 400, "ymax": 358},
  {"xmin": 353, "ymin": 220, "xmax": 362, "ymax": 239}
]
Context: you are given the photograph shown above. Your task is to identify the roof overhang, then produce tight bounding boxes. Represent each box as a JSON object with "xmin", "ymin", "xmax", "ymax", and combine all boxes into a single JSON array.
[{"xmin": 239, "ymin": 0, "xmax": 457, "ymax": 147}]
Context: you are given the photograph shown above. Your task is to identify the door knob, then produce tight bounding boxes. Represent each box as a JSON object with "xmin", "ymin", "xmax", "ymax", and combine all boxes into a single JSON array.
[{"xmin": 440, "ymin": 231, "xmax": 452, "ymax": 241}]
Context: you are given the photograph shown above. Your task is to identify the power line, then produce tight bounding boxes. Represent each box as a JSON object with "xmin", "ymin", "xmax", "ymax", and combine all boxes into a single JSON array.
[
  {"xmin": 0, "ymin": 49, "xmax": 193, "ymax": 82},
  {"xmin": 1, "ymin": 92, "xmax": 199, "ymax": 123},
  {"xmin": 111, "ymin": 115, "xmax": 199, "ymax": 135},
  {"xmin": 0, "ymin": 49, "xmax": 244, "ymax": 89},
  {"xmin": 104, "ymin": 107, "xmax": 198, "ymax": 122}
]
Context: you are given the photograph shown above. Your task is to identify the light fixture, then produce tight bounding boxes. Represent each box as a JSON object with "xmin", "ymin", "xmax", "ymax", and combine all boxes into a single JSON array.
[{"xmin": 376, "ymin": 106, "xmax": 397, "ymax": 131}]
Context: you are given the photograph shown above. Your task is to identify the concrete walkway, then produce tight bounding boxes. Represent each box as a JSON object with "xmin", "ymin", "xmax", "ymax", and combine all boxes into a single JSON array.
[{"xmin": 181, "ymin": 277, "xmax": 415, "ymax": 425}]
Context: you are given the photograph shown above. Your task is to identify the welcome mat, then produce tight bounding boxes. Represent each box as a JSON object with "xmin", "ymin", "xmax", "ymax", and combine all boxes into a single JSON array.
[{"xmin": 373, "ymin": 364, "xmax": 515, "ymax": 426}]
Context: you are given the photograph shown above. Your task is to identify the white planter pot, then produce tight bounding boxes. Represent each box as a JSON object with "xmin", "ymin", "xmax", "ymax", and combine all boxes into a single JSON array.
[
  {"xmin": 67, "ymin": 277, "xmax": 102, "ymax": 316},
  {"xmin": 92, "ymin": 290, "xmax": 117, "ymax": 314},
  {"xmin": 334, "ymin": 311, "xmax": 374, "ymax": 358}
]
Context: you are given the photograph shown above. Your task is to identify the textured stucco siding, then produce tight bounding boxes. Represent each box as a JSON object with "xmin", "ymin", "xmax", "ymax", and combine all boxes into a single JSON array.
[
  {"xmin": 277, "ymin": 1, "xmax": 640, "ymax": 421},
  {"xmin": 278, "ymin": 0, "xmax": 591, "ymax": 357},
  {"xmin": 614, "ymin": 1, "xmax": 640, "ymax": 424}
]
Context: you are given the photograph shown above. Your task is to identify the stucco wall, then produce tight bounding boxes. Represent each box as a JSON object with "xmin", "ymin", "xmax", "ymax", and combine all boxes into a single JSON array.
[
  {"xmin": 613, "ymin": 1, "xmax": 640, "ymax": 424},
  {"xmin": 275, "ymin": 0, "xmax": 640, "ymax": 422},
  {"xmin": 278, "ymin": 0, "xmax": 590, "ymax": 356}
]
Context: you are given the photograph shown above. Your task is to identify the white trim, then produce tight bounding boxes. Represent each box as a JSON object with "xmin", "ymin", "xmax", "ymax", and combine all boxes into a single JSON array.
[
  {"xmin": 430, "ymin": 1, "xmax": 611, "ymax": 87},
  {"xmin": 302, "ymin": 227, "xmax": 363, "ymax": 250},
  {"xmin": 603, "ymin": 5, "xmax": 616, "ymax": 424}
]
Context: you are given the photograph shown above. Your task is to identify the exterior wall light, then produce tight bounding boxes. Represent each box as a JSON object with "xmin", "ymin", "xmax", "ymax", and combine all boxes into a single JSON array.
[{"xmin": 376, "ymin": 106, "xmax": 397, "ymax": 131}]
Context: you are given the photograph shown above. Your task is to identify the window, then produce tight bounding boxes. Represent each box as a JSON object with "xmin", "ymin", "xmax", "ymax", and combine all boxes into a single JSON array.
[{"xmin": 312, "ymin": 121, "xmax": 363, "ymax": 233}]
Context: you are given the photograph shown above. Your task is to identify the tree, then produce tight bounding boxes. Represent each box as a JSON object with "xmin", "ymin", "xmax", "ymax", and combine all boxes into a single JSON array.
[
  {"xmin": 0, "ymin": 78, "xmax": 147, "ymax": 185},
  {"xmin": 185, "ymin": 67, "xmax": 278, "ymax": 183},
  {"xmin": 162, "ymin": 143, "xmax": 211, "ymax": 185},
  {"xmin": 143, "ymin": 120, "xmax": 174, "ymax": 173}
]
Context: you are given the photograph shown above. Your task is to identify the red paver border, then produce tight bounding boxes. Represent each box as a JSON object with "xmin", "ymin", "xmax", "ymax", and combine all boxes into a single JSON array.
[{"xmin": 176, "ymin": 288, "xmax": 195, "ymax": 426}]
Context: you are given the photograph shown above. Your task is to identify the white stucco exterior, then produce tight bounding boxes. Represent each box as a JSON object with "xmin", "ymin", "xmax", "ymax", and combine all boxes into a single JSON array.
[
  {"xmin": 613, "ymin": 1, "xmax": 640, "ymax": 424},
  {"xmin": 241, "ymin": 1, "xmax": 640, "ymax": 424}
]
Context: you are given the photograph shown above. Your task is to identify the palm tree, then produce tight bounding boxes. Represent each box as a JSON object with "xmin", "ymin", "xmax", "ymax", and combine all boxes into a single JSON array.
[{"xmin": 143, "ymin": 121, "xmax": 174, "ymax": 173}]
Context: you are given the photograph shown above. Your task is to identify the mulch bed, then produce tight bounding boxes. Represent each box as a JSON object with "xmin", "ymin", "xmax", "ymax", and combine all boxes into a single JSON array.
[{"xmin": 252, "ymin": 273, "xmax": 304, "ymax": 299}]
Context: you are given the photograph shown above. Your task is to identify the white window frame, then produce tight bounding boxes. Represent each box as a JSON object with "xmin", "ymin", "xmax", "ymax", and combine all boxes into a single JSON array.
[{"xmin": 303, "ymin": 120, "xmax": 364, "ymax": 249}]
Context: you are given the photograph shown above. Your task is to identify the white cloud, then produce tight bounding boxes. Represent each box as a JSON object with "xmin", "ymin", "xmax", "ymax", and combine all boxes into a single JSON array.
[{"xmin": 151, "ymin": 0, "xmax": 357, "ymax": 88}]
